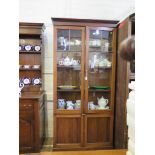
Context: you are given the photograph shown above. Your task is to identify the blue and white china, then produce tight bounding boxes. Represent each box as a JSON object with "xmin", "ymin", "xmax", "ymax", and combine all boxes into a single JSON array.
[
  {"xmin": 58, "ymin": 99, "xmax": 66, "ymax": 109},
  {"xmin": 32, "ymin": 77, "xmax": 41, "ymax": 85},
  {"xmin": 72, "ymin": 59, "xmax": 80, "ymax": 66},
  {"xmin": 23, "ymin": 77, "xmax": 31, "ymax": 85},
  {"xmin": 34, "ymin": 45, "xmax": 41, "ymax": 51},
  {"xmin": 88, "ymin": 101, "xmax": 96, "ymax": 110},
  {"xmin": 74, "ymin": 100, "xmax": 81, "ymax": 109},
  {"xmin": 23, "ymin": 65, "xmax": 31, "ymax": 69},
  {"xmin": 19, "ymin": 45, "xmax": 23, "ymax": 51},
  {"xmin": 66, "ymin": 101, "xmax": 74, "ymax": 110},
  {"xmin": 24, "ymin": 45, "xmax": 33, "ymax": 51},
  {"xmin": 19, "ymin": 81, "xmax": 24, "ymax": 96},
  {"xmin": 32, "ymin": 65, "xmax": 40, "ymax": 69},
  {"xmin": 63, "ymin": 56, "xmax": 73, "ymax": 66}
]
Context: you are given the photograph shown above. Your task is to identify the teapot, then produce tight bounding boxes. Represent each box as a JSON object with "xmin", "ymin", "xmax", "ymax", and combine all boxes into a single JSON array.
[
  {"xmin": 63, "ymin": 56, "xmax": 73, "ymax": 66},
  {"xmin": 66, "ymin": 101, "xmax": 74, "ymax": 110},
  {"xmin": 74, "ymin": 100, "xmax": 81, "ymax": 109},
  {"xmin": 97, "ymin": 96, "xmax": 108, "ymax": 109}
]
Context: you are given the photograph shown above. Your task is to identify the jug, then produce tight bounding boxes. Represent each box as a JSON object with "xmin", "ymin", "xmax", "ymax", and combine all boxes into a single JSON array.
[
  {"xmin": 97, "ymin": 96, "xmax": 108, "ymax": 109},
  {"xmin": 58, "ymin": 99, "xmax": 66, "ymax": 109}
]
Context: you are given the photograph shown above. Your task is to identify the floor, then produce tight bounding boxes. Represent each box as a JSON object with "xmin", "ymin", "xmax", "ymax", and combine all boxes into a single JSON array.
[
  {"xmin": 20, "ymin": 138, "xmax": 126, "ymax": 155},
  {"xmin": 20, "ymin": 150, "xmax": 126, "ymax": 155}
]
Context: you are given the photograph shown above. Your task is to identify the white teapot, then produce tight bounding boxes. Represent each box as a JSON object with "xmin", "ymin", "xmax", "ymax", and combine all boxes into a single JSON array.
[
  {"xmin": 66, "ymin": 101, "xmax": 74, "ymax": 110},
  {"xmin": 63, "ymin": 56, "xmax": 73, "ymax": 66},
  {"xmin": 97, "ymin": 96, "xmax": 108, "ymax": 109}
]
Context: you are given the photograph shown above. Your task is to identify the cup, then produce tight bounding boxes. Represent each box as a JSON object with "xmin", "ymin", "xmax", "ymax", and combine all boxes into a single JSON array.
[
  {"xmin": 58, "ymin": 60, "xmax": 64, "ymax": 66},
  {"xmin": 73, "ymin": 60, "xmax": 80, "ymax": 66},
  {"xmin": 23, "ymin": 65, "xmax": 31, "ymax": 69},
  {"xmin": 88, "ymin": 101, "xmax": 96, "ymax": 110},
  {"xmin": 75, "ymin": 100, "xmax": 81, "ymax": 109},
  {"xmin": 33, "ymin": 65, "xmax": 40, "ymax": 69}
]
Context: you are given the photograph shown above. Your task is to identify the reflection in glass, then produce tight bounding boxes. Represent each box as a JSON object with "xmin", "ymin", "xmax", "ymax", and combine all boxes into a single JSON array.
[{"xmin": 56, "ymin": 28, "xmax": 82, "ymax": 111}]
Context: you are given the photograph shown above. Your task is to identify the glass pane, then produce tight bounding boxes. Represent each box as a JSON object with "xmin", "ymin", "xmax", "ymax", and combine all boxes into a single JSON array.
[
  {"xmin": 57, "ymin": 29, "xmax": 69, "ymax": 51},
  {"xmin": 57, "ymin": 29, "xmax": 82, "ymax": 110},
  {"xmin": 89, "ymin": 30, "xmax": 112, "ymax": 52},
  {"xmin": 88, "ymin": 29, "xmax": 113, "ymax": 110},
  {"xmin": 70, "ymin": 30, "xmax": 82, "ymax": 51}
]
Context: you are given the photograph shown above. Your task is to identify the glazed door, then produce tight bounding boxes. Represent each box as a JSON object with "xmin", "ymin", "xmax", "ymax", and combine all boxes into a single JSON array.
[
  {"xmin": 54, "ymin": 26, "xmax": 85, "ymax": 114},
  {"xmin": 84, "ymin": 27, "xmax": 116, "ymax": 113}
]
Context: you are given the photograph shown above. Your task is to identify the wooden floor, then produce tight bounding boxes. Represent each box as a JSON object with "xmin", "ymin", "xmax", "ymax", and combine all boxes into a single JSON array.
[{"xmin": 20, "ymin": 149, "xmax": 126, "ymax": 155}]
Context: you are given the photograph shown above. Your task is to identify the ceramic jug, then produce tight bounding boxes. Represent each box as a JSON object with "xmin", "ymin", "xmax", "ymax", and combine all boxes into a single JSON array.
[
  {"xmin": 97, "ymin": 96, "xmax": 108, "ymax": 109},
  {"xmin": 74, "ymin": 100, "xmax": 81, "ymax": 109},
  {"xmin": 66, "ymin": 101, "xmax": 74, "ymax": 110},
  {"xmin": 58, "ymin": 99, "xmax": 66, "ymax": 109}
]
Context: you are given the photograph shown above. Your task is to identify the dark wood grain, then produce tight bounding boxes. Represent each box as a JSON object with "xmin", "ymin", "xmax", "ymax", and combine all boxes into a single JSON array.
[
  {"xmin": 114, "ymin": 18, "xmax": 129, "ymax": 149},
  {"xmin": 52, "ymin": 18, "xmax": 117, "ymax": 150},
  {"xmin": 19, "ymin": 23, "xmax": 45, "ymax": 153}
]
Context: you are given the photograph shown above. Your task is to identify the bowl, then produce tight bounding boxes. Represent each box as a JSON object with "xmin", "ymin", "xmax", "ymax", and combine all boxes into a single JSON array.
[
  {"xmin": 23, "ymin": 65, "xmax": 31, "ymax": 69},
  {"xmin": 32, "ymin": 65, "xmax": 40, "ymax": 69}
]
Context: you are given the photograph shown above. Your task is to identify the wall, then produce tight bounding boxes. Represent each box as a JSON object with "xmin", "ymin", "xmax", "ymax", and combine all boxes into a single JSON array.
[{"xmin": 19, "ymin": 0, "xmax": 135, "ymax": 138}]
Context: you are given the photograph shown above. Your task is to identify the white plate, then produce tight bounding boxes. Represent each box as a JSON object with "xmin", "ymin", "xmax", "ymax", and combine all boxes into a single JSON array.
[{"xmin": 58, "ymin": 86, "xmax": 77, "ymax": 90}]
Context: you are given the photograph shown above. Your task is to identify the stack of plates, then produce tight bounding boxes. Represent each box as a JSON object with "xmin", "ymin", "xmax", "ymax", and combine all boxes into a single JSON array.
[{"xmin": 57, "ymin": 85, "xmax": 77, "ymax": 90}]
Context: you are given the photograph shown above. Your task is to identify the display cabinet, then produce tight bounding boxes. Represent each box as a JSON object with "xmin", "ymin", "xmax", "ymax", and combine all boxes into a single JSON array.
[
  {"xmin": 19, "ymin": 22, "xmax": 45, "ymax": 153},
  {"xmin": 52, "ymin": 18, "xmax": 118, "ymax": 150}
]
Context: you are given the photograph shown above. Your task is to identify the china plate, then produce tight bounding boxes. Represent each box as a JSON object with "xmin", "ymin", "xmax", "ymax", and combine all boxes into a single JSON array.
[
  {"xmin": 58, "ymin": 85, "xmax": 77, "ymax": 90},
  {"xmin": 90, "ymin": 86, "xmax": 110, "ymax": 89}
]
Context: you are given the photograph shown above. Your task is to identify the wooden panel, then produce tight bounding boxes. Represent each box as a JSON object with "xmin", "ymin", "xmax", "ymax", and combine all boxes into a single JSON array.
[
  {"xmin": 85, "ymin": 115, "xmax": 113, "ymax": 149},
  {"xmin": 87, "ymin": 117, "xmax": 110, "ymax": 143},
  {"xmin": 19, "ymin": 105, "xmax": 34, "ymax": 152},
  {"xmin": 85, "ymin": 115, "xmax": 112, "ymax": 143},
  {"xmin": 19, "ymin": 22, "xmax": 43, "ymax": 35},
  {"xmin": 114, "ymin": 18, "xmax": 129, "ymax": 149},
  {"xmin": 52, "ymin": 18, "xmax": 119, "ymax": 28},
  {"xmin": 55, "ymin": 116, "xmax": 81, "ymax": 144}
]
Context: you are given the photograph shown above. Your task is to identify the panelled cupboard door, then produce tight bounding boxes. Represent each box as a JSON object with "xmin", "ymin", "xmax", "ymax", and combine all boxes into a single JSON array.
[
  {"xmin": 19, "ymin": 101, "xmax": 34, "ymax": 152},
  {"xmin": 53, "ymin": 115, "xmax": 83, "ymax": 149},
  {"xmin": 53, "ymin": 26, "xmax": 85, "ymax": 115},
  {"xmin": 84, "ymin": 114, "xmax": 113, "ymax": 149},
  {"xmin": 19, "ymin": 113, "xmax": 34, "ymax": 152}
]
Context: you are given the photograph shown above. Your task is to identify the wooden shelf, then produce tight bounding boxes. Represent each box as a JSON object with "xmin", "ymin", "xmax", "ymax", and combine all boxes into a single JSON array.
[
  {"xmin": 19, "ymin": 51, "xmax": 41, "ymax": 54},
  {"xmin": 57, "ymin": 65, "xmax": 81, "ymax": 70},
  {"xmin": 57, "ymin": 88, "xmax": 80, "ymax": 92},
  {"xmin": 89, "ymin": 51, "xmax": 112, "ymax": 53},
  {"xmin": 88, "ymin": 88, "xmax": 111, "ymax": 92},
  {"xmin": 19, "ymin": 68, "xmax": 41, "ymax": 71},
  {"xmin": 89, "ymin": 66, "xmax": 112, "ymax": 72},
  {"xmin": 57, "ymin": 50, "xmax": 81, "ymax": 52}
]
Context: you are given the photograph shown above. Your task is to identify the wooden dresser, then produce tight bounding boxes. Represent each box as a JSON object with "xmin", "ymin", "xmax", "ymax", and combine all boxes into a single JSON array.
[
  {"xmin": 19, "ymin": 91, "xmax": 45, "ymax": 153},
  {"xmin": 19, "ymin": 22, "xmax": 45, "ymax": 153}
]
